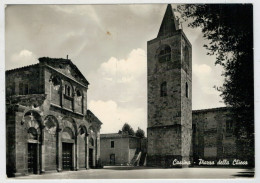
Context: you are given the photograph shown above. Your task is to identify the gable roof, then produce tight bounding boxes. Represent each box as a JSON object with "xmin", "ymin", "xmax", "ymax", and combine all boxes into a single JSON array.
[
  {"xmin": 38, "ymin": 57, "xmax": 89, "ymax": 86},
  {"xmin": 157, "ymin": 4, "xmax": 180, "ymax": 38}
]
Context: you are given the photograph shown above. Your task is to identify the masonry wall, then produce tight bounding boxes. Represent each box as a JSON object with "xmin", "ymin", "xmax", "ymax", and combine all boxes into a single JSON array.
[
  {"xmin": 192, "ymin": 108, "xmax": 237, "ymax": 164},
  {"xmin": 100, "ymin": 137, "xmax": 129, "ymax": 165}
]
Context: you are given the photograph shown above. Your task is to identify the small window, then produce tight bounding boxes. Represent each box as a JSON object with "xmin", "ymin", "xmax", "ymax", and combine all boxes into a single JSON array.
[
  {"xmin": 160, "ymin": 82, "xmax": 167, "ymax": 97},
  {"xmin": 186, "ymin": 82, "xmax": 189, "ymax": 98},
  {"xmin": 19, "ymin": 83, "xmax": 23, "ymax": 95},
  {"xmin": 226, "ymin": 120, "xmax": 233, "ymax": 137},
  {"xmin": 24, "ymin": 83, "xmax": 29, "ymax": 95},
  {"xmin": 111, "ymin": 141, "xmax": 114, "ymax": 148}
]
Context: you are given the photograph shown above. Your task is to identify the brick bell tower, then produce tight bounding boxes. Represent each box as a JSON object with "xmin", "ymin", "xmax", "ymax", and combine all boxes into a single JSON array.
[{"xmin": 147, "ymin": 4, "xmax": 192, "ymax": 167}]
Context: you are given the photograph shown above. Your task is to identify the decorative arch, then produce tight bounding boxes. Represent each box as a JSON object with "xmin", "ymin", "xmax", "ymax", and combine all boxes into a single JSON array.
[
  {"xmin": 157, "ymin": 44, "xmax": 171, "ymax": 63},
  {"xmin": 78, "ymin": 124, "xmax": 88, "ymax": 136},
  {"xmin": 61, "ymin": 117, "xmax": 77, "ymax": 135},
  {"xmin": 62, "ymin": 127, "xmax": 75, "ymax": 140},
  {"xmin": 49, "ymin": 75, "xmax": 61, "ymax": 90},
  {"xmin": 44, "ymin": 115, "xmax": 59, "ymax": 135},
  {"xmin": 23, "ymin": 110, "xmax": 42, "ymax": 135}
]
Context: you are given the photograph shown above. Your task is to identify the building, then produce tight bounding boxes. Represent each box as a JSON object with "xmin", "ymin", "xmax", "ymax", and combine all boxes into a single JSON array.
[
  {"xmin": 100, "ymin": 133, "xmax": 147, "ymax": 166},
  {"xmin": 192, "ymin": 107, "xmax": 237, "ymax": 164},
  {"xmin": 6, "ymin": 57, "xmax": 102, "ymax": 177},
  {"xmin": 147, "ymin": 4, "xmax": 192, "ymax": 167},
  {"xmin": 147, "ymin": 4, "xmax": 247, "ymax": 168}
]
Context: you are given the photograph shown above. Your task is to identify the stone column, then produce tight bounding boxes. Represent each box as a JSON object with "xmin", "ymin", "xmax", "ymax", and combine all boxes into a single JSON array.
[
  {"xmin": 37, "ymin": 135, "xmax": 41, "ymax": 174},
  {"xmin": 76, "ymin": 136, "xmax": 79, "ymax": 170},
  {"xmin": 72, "ymin": 143, "xmax": 76, "ymax": 170},
  {"xmin": 57, "ymin": 129, "xmax": 62, "ymax": 172},
  {"xmin": 41, "ymin": 127, "xmax": 45, "ymax": 173},
  {"xmin": 86, "ymin": 135, "xmax": 89, "ymax": 169}
]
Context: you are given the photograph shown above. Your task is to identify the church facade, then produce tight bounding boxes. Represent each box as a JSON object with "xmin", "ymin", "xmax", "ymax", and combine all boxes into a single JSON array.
[{"xmin": 6, "ymin": 57, "xmax": 102, "ymax": 177}]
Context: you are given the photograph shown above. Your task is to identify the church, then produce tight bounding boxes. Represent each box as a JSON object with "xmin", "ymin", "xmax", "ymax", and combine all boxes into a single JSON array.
[
  {"xmin": 147, "ymin": 4, "xmax": 241, "ymax": 167},
  {"xmin": 6, "ymin": 57, "xmax": 102, "ymax": 177}
]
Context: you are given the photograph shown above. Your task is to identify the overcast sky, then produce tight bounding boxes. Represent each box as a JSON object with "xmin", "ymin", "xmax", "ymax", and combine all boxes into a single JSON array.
[{"xmin": 5, "ymin": 4, "xmax": 226, "ymax": 134}]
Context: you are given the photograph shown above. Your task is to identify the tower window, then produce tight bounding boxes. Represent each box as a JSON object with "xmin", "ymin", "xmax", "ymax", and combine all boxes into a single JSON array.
[
  {"xmin": 184, "ymin": 46, "xmax": 190, "ymax": 67},
  {"xmin": 158, "ymin": 45, "xmax": 171, "ymax": 63},
  {"xmin": 111, "ymin": 141, "xmax": 114, "ymax": 148},
  {"xmin": 186, "ymin": 82, "xmax": 189, "ymax": 98},
  {"xmin": 160, "ymin": 82, "xmax": 167, "ymax": 97}
]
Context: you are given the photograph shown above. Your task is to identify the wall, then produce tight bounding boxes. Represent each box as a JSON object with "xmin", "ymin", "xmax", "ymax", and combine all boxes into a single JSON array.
[
  {"xmin": 192, "ymin": 108, "xmax": 237, "ymax": 163},
  {"xmin": 100, "ymin": 137, "xmax": 129, "ymax": 165}
]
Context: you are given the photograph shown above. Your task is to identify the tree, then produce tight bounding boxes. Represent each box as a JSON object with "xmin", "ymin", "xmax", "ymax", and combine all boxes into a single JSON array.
[
  {"xmin": 121, "ymin": 123, "xmax": 135, "ymax": 136},
  {"xmin": 135, "ymin": 127, "xmax": 145, "ymax": 138},
  {"xmin": 177, "ymin": 4, "xmax": 254, "ymax": 165}
]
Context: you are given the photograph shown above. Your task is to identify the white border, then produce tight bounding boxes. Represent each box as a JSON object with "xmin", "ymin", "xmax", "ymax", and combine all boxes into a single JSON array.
[{"xmin": 0, "ymin": 0, "xmax": 259, "ymax": 183}]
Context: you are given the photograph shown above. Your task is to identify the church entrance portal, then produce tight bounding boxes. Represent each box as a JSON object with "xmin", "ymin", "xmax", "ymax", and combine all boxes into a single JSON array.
[
  {"xmin": 62, "ymin": 143, "xmax": 73, "ymax": 170},
  {"xmin": 28, "ymin": 143, "xmax": 37, "ymax": 174}
]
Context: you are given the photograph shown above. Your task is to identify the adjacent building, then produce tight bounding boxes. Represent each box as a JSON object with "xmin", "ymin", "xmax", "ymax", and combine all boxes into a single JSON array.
[
  {"xmin": 100, "ymin": 133, "xmax": 147, "ymax": 166},
  {"xmin": 6, "ymin": 57, "xmax": 102, "ymax": 177}
]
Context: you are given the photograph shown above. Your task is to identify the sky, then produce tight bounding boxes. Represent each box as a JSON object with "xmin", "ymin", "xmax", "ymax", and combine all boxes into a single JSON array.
[{"xmin": 5, "ymin": 4, "xmax": 226, "ymax": 134}]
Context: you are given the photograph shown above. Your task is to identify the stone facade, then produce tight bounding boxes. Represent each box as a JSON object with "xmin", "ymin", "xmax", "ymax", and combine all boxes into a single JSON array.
[
  {"xmin": 147, "ymin": 4, "xmax": 192, "ymax": 167},
  {"xmin": 6, "ymin": 57, "xmax": 102, "ymax": 177},
  {"xmin": 100, "ymin": 133, "xmax": 147, "ymax": 166},
  {"xmin": 192, "ymin": 107, "xmax": 238, "ymax": 165}
]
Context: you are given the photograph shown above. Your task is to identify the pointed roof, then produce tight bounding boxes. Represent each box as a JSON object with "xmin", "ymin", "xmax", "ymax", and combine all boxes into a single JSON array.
[{"xmin": 157, "ymin": 4, "xmax": 180, "ymax": 38}]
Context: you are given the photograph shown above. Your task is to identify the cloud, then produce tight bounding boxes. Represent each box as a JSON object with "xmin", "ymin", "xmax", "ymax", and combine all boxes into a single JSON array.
[
  {"xmin": 87, "ymin": 48, "xmax": 147, "ymax": 105},
  {"xmin": 193, "ymin": 64, "xmax": 212, "ymax": 76},
  {"xmin": 8, "ymin": 49, "xmax": 37, "ymax": 70},
  {"xmin": 99, "ymin": 48, "xmax": 146, "ymax": 83},
  {"xmin": 89, "ymin": 100, "xmax": 146, "ymax": 134}
]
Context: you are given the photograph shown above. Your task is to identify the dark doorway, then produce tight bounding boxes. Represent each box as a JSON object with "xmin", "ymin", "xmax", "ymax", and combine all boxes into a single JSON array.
[
  {"xmin": 110, "ymin": 154, "xmax": 115, "ymax": 165},
  {"xmin": 89, "ymin": 148, "xmax": 93, "ymax": 168},
  {"xmin": 62, "ymin": 143, "xmax": 73, "ymax": 170},
  {"xmin": 28, "ymin": 143, "xmax": 37, "ymax": 174}
]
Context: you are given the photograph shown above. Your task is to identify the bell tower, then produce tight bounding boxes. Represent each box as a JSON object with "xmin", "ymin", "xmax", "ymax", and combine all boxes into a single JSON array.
[{"xmin": 147, "ymin": 4, "xmax": 192, "ymax": 167}]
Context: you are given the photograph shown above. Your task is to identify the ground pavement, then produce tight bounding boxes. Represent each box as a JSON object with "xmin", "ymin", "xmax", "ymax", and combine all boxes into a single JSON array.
[{"xmin": 12, "ymin": 166, "xmax": 254, "ymax": 179}]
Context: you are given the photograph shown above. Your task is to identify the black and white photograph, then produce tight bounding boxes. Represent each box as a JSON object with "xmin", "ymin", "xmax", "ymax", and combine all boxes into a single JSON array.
[{"xmin": 1, "ymin": 0, "xmax": 259, "ymax": 181}]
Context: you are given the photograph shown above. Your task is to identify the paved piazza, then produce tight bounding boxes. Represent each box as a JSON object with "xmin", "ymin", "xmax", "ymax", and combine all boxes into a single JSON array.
[{"xmin": 13, "ymin": 166, "xmax": 254, "ymax": 179}]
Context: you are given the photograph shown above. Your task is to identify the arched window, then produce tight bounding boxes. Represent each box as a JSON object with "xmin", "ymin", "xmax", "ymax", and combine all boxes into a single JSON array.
[
  {"xmin": 186, "ymin": 82, "xmax": 189, "ymax": 98},
  {"xmin": 160, "ymin": 82, "xmax": 167, "ymax": 97},
  {"xmin": 89, "ymin": 137, "xmax": 94, "ymax": 146},
  {"xmin": 158, "ymin": 45, "xmax": 171, "ymax": 63},
  {"xmin": 184, "ymin": 46, "xmax": 190, "ymax": 67},
  {"xmin": 65, "ymin": 85, "xmax": 71, "ymax": 96}
]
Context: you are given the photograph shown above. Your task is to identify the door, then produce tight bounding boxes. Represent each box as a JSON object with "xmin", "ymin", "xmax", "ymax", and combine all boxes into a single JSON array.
[
  {"xmin": 89, "ymin": 148, "xmax": 93, "ymax": 168},
  {"xmin": 62, "ymin": 143, "xmax": 73, "ymax": 170},
  {"xmin": 28, "ymin": 143, "xmax": 37, "ymax": 174},
  {"xmin": 110, "ymin": 154, "xmax": 115, "ymax": 165}
]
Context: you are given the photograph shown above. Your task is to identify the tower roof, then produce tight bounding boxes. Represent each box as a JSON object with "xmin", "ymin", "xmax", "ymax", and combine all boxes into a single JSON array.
[{"xmin": 157, "ymin": 4, "xmax": 180, "ymax": 38}]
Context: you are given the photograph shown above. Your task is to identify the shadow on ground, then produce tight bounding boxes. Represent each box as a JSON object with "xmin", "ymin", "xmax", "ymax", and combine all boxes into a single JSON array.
[
  {"xmin": 102, "ymin": 166, "xmax": 163, "ymax": 171},
  {"xmin": 232, "ymin": 169, "xmax": 255, "ymax": 178}
]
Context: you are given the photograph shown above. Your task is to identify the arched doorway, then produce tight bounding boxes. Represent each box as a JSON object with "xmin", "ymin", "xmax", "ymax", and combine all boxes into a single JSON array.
[
  {"xmin": 88, "ymin": 137, "xmax": 94, "ymax": 168},
  {"xmin": 62, "ymin": 127, "xmax": 75, "ymax": 170},
  {"xmin": 61, "ymin": 117, "xmax": 77, "ymax": 171},
  {"xmin": 78, "ymin": 125, "xmax": 88, "ymax": 169},
  {"xmin": 23, "ymin": 110, "xmax": 42, "ymax": 174}
]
